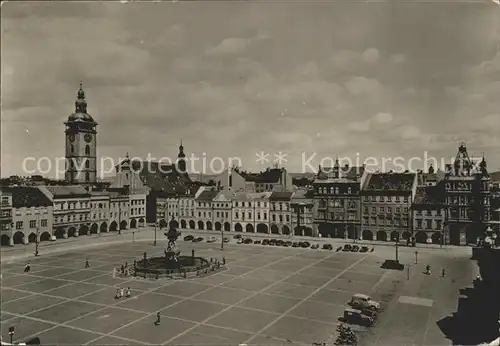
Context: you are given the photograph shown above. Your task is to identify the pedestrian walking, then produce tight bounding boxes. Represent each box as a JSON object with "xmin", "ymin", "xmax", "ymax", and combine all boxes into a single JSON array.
[
  {"xmin": 154, "ymin": 312, "xmax": 161, "ymax": 326},
  {"xmin": 441, "ymin": 268, "xmax": 446, "ymax": 277},
  {"xmin": 120, "ymin": 287, "xmax": 124, "ymax": 298},
  {"xmin": 125, "ymin": 287, "xmax": 131, "ymax": 298},
  {"xmin": 24, "ymin": 262, "xmax": 31, "ymax": 273},
  {"xmin": 120, "ymin": 264, "xmax": 125, "ymax": 274},
  {"xmin": 115, "ymin": 288, "xmax": 121, "ymax": 299},
  {"xmin": 425, "ymin": 265, "xmax": 431, "ymax": 275},
  {"xmin": 85, "ymin": 260, "xmax": 90, "ymax": 268}
]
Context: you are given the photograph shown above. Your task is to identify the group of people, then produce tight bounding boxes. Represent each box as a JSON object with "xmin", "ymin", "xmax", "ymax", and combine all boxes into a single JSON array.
[
  {"xmin": 424, "ymin": 265, "xmax": 447, "ymax": 278},
  {"xmin": 115, "ymin": 287, "xmax": 131, "ymax": 299}
]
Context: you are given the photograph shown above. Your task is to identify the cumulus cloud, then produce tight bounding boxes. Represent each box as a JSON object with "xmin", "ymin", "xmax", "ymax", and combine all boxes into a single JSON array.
[
  {"xmin": 390, "ymin": 54, "xmax": 405, "ymax": 64},
  {"xmin": 373, "ymin": 112, "xmax": 393, "ymax": 124},
  {"xmin": 207, "ymin": 37, "xmax": 249, "ymax": 56},
  {"xmin": 361, "ymin": 48, "xmax": 380, "ymax": 64},
  {"xmin": 345, "ymin": 76, "xmax": 383, "ymax": 103}
]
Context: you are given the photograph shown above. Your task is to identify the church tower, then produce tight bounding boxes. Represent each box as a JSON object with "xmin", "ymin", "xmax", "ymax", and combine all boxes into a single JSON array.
[
  {"xmin": 64, "ymin": 82, "xmax": 98, "ymax": 188},
  {"xmin": 177, "ymin": 139, "xmax": 187, "ymax": 173}
]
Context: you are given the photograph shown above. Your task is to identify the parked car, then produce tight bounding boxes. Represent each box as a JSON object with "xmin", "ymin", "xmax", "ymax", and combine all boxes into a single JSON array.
[
  {"xmin": 360, "ymin": 246, "xmax": 369, "ymax": 253},
  {"xmin": 349, "ymin": 293, "xmax": 380, "ymax": 311},
  {"xmin": 303, "ymin": 241, "xmax": 311, "ymax": 248},
  {"xmin": 311, "ymin": 243, "xmax": 320, "ymax": 249},
  {"xmin": 286, "ymin": 241, "xmax": 293, "ymax": 246},
  {"xmin": 223, "ymin": 237, "xmax": 230, "ymax": 243},
  {"xmin": 292, "ymin": 242, "xmax": 299, "ymax": 248},
  {"xmin": 322, "ymin": 243, "xmax": 333, "ymax": 250},
  {"xmin": 184, "ymin": 235, "xmax": 194, "ymax": 241},
  {"xmin": 351, "ymin": 245, "xmax": 360, "ymax": 252},
  {"xmin": 269, "ymin": 239, "xmax": 277, "ymax": 245},
  {"xmin": 277, "ymin": 240, "xmax": 286, "ymax": 246},
  {"xmin": 237, "ymin": 238, "xmax": 244, "ymax": 244},
  {"xmin": 192, "ymin": 237, "xmax": 203, "ymax": 243},
  {"xmin": 207, "ymin": 237, "xmax": 216, "ymax": 243},
  {"xmin": 343, "ymin": 244, "xmax": 352, "ymax": 251},
  {"xmin": 243, "ymin": 238, "xmax": 253, "ymax": 244},
  {"xmin": 262, "ymin": 239, "xmax": 270, "ymax": 245},
  {"xmin": 234, "ymin": 234, "xmax": 242, "ymax": 239},
  {"xmin": 254, "ymin": 240, "xmax": 262, "ymax": 245},
  {"xmin": 343, "ymin": 308, "xmax": 375, "ymax": 327}
]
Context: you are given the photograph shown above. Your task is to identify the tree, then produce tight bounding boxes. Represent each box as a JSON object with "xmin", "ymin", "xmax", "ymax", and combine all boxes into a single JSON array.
[{"xmin": 334, "ymin": 324, "xmax": 358, "ymax": 346}]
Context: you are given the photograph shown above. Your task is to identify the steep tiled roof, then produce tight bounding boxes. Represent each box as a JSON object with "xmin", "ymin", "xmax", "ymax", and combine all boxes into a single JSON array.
[
  {"xmin": 2, "ymin": 187, "xmax": 52, "ymax": 208},
  {"xmin": 292, "ymin": 189, "xmax": 315, "ymax": 199},
  {"xmin": 317, "ymin": 165, "xmax": 365, "ymax": 181},
  {"xmin": 195, "ymin": 189, "xmax": 219, "ymax": 201},
  {"xmin": 45, "ymin": 185, "xmax": 90, "ymax": 197},
  {"xmin": 125, "ymin": 160, "xmax": 192, "ymax": 195},
  {"xmin": 231, "ymin": 192, "xmax": 250, "ymax": 201},
  {"xmin": 364, "ymin": 173, "xmax": 416, "ymax": 192},
  {"xmin": 269, "ymin": 191, "xmax": 293, "ymax": 201},
  {"xmin": 248, "ymin": 192, "xmax": 272, "ymax": 200},
  {"xmin": 413, "ymin": 186, "xmax": 444, "ymax": 206},
  {"xmin": 239, "ymin": 168, "xmax": 284, "ymax": 184}
]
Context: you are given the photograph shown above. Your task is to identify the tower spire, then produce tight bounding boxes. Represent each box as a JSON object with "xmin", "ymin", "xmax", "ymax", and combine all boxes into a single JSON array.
[{"xmin": 75, "ymin": 81, "xmax": 87, "ymax": 113}]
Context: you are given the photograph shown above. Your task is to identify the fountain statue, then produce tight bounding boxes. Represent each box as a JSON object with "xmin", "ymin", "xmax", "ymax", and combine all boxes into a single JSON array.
[{"xmin": 164, "ymin": 217, "xmax": 181, "ymax": 266}]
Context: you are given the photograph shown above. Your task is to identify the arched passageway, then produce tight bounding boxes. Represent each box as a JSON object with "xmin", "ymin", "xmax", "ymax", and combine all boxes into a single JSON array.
[{"xmin": 362, "ymin": 230, "xmax": 373, "ymax": 241}]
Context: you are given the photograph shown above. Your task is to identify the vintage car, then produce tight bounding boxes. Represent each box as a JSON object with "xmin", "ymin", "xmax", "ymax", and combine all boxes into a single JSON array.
[
  {"xmin": 343, "ymin": 308, "xmax": 375, "ymax": 327},
  {"xmin": 343, "ymin": 244, "xmax": 352, "ymax": 251},
  {"xmin": 322, "ymin": 243, "xmax": 333, "ymax": 250},
  {"xmin": 351, "ymin": 245, "xmax": 360, "ymax": 252},
  {"xmin": 350, "ymin": 293, "xmax": 380, "ymax": 311},
  {"xmin": 360, "ymin": 246, "xmax": 369, "ymax": 253},
  {"xmin": 206, "ymin": 237, "xmax": 216, "ymax": 243},
  {"xmin": 243, "ymin": 238, "xmax": 253, "ymax": 244},
  {"xmin": 183, "ymin": 235, "xmax": 194, "ymax": 241},
  {"xmin": 223, "ymin": 237, "xmax": 230, "ymax": 243},
  {"xmin": 311, "ymin": 243, "xmax": 320, "ymax": 249}
]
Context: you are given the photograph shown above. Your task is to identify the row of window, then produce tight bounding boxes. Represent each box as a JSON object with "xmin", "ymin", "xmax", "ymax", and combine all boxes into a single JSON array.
[
  {"xmin": 55, "ymin": 201, "xmax": 90, "ymax": 210},
  {"xmin": 130, "ymin": 208, "xmax": 145, "ymax": 215},
  {"xmin": 1, "ymin": 210, "xmax": 11, "ymax": 217},
  {"xmin": 445, "ymin": 182, "xmax": 488, "ymax": 191},
  {"xmin": 363, "ymin": 196, "xmax": 409, "ymax": 203},
  {"xmin": 233, "ymin": 201, "xmax": 269, "ymax": 208},
  {"xmin": 364, "ymin": 206, "xmax": 410, "ymax": 214},
  {"xmin": 196, "ymin": 211, "xmax": 231, "ymax": 219},
  {"xmin": 69, "ymin": 144, "xmax": 91, "ymax": 155},
  {"xmin": 316, "ymin": 186, "xmax": 353, "ymax": 195},
  {"xmin": 415, "ymin": 219, "xmax": 443, "ymax": 230},
  {"xmin": 362, "ymin": 217, "xmax": 409, "ymax": 227},
  {"xmin": 414, "ymin": 210, "xmax": 443, "ymax": 216},
  {"xmin": 131, "ymin": 199, "xmax": 145, "ymax": 206},
  {"xmin": 15, "ymin": 219, "xmax": 48, "ymax": 229},
  {"xmin": 1, "ymin": 197, "xmax": 11, "ymax": 205},
  {"xmin": 317, "ymin": 212, "xmax": 357, "ymax": 221},
  {"xmin": 318, "ymin": 200, "xmax": 357, "ymax": 209}
]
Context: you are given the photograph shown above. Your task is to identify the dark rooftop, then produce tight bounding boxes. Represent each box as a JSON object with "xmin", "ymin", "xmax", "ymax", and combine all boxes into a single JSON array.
[
  {"xmin": 117, "ymin": 160, "xmax": 193, "ymax": 195},
  {"xmin": 317, "ymin": 165, "xmax": 365, "ymax": 181},
  {"xmin": 2, "ymin": 187, "xmax": 52, "ymax": 208},
  {"xmin": 195, "ymin": 189, "xmax": 219, "ymax": 201},
  {"xmin": 239, "ymin": 168, "xmax": 284, "ymax": 184},
  {"xmin": 413, "ymin": 185, "xmax": 444, "ymax": 206},
  {"xmin": 363, "ymin": 172, "xmax": 416, "ymax": 192},
  {"xmin": 269, "ymin": 191, "xmax": 294, "ymax": 201}
]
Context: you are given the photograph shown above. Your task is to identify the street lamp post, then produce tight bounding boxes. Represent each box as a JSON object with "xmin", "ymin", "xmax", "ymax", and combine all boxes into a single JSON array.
[
  {"xmin": 395, "ymin": 233, "xmax": 399, "ymax": 263},
  {"xmin": 154, "ymin": 221, "xmax": 157, "ymax": 246},
  {"xmin": 35, "ymin": 210, "xmax": 40, "ymax": 256}
]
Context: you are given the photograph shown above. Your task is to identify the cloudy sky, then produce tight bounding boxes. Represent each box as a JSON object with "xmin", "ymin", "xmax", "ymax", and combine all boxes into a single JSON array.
[{"xmin": 2, "ymin": 1, "xmax": 499, "ymax": 178}]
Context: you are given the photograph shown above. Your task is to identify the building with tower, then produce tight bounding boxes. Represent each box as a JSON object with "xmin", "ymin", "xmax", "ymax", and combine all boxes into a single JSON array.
[
  {"xmin": 444, "ymin": 143, "xmax": 491, "ymax": 245},
  {"xmin": 64, "ymin": 83, "xmax": 98, "ymax": 189}
]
